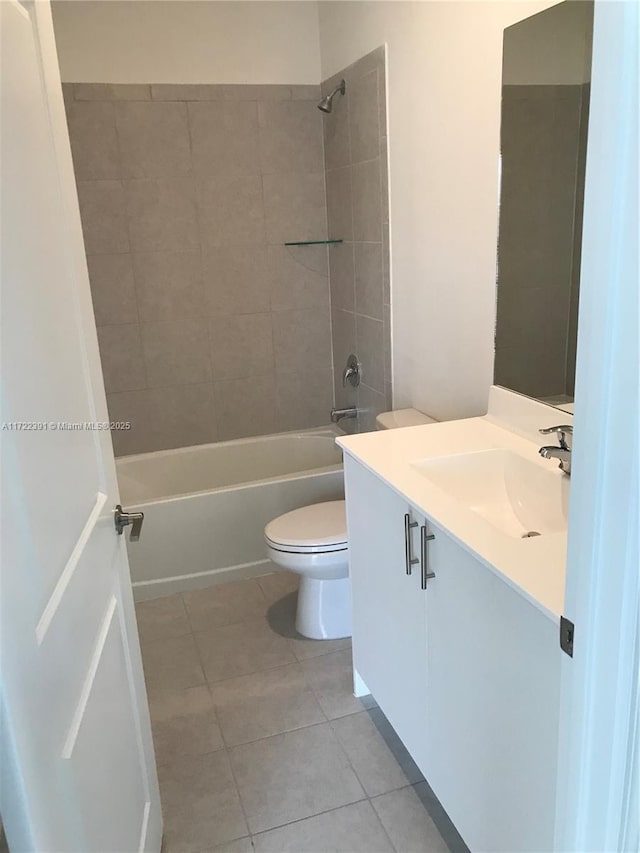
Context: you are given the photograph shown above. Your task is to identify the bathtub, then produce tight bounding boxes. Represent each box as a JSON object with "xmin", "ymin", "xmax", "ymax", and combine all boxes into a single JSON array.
[{"xmin": 116, "ymin": 428, "xmax": 345, "ymax": 600}]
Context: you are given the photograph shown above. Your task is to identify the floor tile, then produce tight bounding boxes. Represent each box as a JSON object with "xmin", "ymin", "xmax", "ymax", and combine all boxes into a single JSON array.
[
  {"xmin": 204, "ymin": 839, "xmax": 253, "ymax": 853},
  {"xmin": 206, "ymin": 639, "xmax": 326, "ymax": 750},
  {"xmin": 252, "ymin": 800, "xmax": 394, "ymax": 852},
  {"xmin": 372, "ymin": 784, "xmax": 451, "ymax": 853},
  {"xmin": 141, "ymin": 634, "xmax": 205, "ymax": 692},
  {"xmin": 300, "ymin": 649, "xmax": 376, "ymax": 719},
  {"xmin": 135, "ymin": 593, "xmax": 191, "ymax": 643},
  {"xmin": 183, "ymin": 579, "xmax": 267, "ymax": 632},
  {"xmin": 217, "ymin": 685, "xmax": 325, "ymax": 747},
  {"xmin": 148, "ymin": 685, "xmax": 223, "ymax": 765},
  {"xmin": 158, "ymin": 751, "xmax": 248, "ymax": 853},
  {"xmin": 229, "ymin": 722, "xmax": 366, "ymax": 834},
  {"xmin": 208, "ymin": 663, "xmax": 307, "ymax": 707},
  {"xmin": 331, "ymin": 710, "xmax": 423, "ymax": 797},
  {"xmin": 256, "ymin": 570, "xmax": 299, "ymax": 604},
  {"xmin": 194, "ymin": 618, "xmax": 296, "ymax": 683},
  {"xmin": 289, "ymin": 634, "xmax": 352, "ymax": 662}
]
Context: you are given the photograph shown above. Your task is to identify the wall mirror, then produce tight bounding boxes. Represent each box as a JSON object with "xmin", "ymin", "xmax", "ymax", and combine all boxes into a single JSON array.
[{"xmin": 494, "ymin": 0, "xmax": 594, "ymax": 414}]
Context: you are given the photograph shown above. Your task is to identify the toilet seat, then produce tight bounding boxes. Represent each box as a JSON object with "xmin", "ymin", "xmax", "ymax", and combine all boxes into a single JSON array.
[{"xmin": 264, "ymin": 500, "xmax": 347, "ymax": 555}]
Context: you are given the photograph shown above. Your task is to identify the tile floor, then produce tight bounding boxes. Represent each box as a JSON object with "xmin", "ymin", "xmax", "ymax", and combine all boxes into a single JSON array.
[{"xmin": 136, "ymin": 570, "xmax": 467, "ymax": 853}]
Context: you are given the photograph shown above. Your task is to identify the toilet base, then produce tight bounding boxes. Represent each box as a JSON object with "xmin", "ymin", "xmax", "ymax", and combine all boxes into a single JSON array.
[{"xmin": 296, "ymin": 576, "xmax": 352, "ymax": 640}]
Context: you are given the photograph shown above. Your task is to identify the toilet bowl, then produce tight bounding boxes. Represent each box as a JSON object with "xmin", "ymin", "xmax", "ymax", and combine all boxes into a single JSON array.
[{"xmin": 265, "ymin": 500, "xmax": 351, "ymax": 640}]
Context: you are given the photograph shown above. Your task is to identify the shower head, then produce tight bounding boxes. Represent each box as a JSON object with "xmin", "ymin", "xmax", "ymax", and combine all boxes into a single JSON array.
[{"xmin": 317, "ymin": 79, "xmax": 346, "ymax": 113}]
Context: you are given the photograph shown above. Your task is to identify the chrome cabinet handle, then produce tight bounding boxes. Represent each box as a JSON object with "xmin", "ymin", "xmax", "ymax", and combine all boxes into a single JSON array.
[
  {"xmin": 114, "ymin": 504, "xmax": 144, "ymax": 542},
  {"xmin": 404, "ymin": 513, "xmax": 419, "ymax": 575},
  {"xmin": 420, "ymin": 524, "xmax": 435, "ymax": 589}
]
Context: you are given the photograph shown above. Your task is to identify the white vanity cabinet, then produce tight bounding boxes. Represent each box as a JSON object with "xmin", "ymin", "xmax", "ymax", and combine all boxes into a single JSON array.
[
  {"xmin": 344, "ymin": 452, "xmax": 429, "ymax": 770},
  {"xmin": 344, "ymin": 454, "xmax": 561, "ymax": 853}
]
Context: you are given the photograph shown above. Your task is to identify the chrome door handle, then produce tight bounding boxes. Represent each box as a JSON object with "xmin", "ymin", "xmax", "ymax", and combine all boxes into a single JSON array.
[
  {"xmin": 114, "ymin": 504, "xmax": 144, "ymax": 542},
  {"xmin": 420, "ymin": 524, "xmax": 435, "ymax": 589},
  {"xmin": 404, "ymin": 513, "xmax": 419, "ymax": 575}
]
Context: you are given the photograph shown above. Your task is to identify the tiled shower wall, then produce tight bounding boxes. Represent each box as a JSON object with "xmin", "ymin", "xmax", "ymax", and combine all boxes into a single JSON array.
[
  {"xmin": 322, "ymin": 48, "xmax": 392, "ymax": 434},
  {"xmin": 64, "ymin": 82, "xmax": 334, "ymax": 456}
]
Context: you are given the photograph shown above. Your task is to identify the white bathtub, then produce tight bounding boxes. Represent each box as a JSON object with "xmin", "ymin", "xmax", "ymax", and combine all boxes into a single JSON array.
[{"xmin": 116, "ymin": 428, "xmax": 345, "ymax": 600}]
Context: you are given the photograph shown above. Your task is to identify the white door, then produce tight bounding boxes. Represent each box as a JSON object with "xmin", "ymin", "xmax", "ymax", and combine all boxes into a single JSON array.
[{"xmin": 0, "ymin": 2, "xmax": 161, "ymax": 851}]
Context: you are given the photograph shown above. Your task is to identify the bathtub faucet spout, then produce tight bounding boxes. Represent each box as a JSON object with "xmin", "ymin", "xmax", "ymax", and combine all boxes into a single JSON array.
[{"xmin": 331, "ymin": 406, "xmax": 358, "ymax": 423}]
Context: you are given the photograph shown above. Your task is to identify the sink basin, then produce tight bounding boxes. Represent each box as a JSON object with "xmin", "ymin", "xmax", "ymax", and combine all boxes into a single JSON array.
[{"xmin": 411, "ymin": 448, "xmax": 569, "ymax": 539}]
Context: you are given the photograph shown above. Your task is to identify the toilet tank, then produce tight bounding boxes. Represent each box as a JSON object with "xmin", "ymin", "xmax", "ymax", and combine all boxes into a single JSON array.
[{"xmin": 376, "ymin": 408, "xmax": 438, "ymax": 430}]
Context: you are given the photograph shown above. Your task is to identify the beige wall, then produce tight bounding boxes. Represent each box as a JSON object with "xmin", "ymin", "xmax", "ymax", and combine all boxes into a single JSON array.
[
  {"xmin": 318, "ymin": 0, "xmax": 559, "ymax": 421},
  {"xmin": 52, "ymin": 1, "xmax": 321, "ymax": 84}
]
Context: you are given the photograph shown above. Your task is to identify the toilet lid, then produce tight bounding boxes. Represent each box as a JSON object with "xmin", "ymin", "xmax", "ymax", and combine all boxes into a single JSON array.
[{"xmin": 265, "ymin": 500, "xmax": 347, "ymax": 553}]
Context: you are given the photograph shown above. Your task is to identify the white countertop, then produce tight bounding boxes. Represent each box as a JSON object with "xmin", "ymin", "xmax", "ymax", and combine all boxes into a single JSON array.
[{"xmin": 337, "ymin": 413, "xmax": 568, "ymax": 623}]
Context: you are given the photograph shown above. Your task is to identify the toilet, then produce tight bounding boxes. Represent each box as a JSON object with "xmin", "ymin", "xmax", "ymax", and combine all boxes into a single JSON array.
[
  {"xmin": 265, "ymin": 500, "xmax": 350, "ymax": 640},
  {"xmin": 265, "ymin": 408, "xmax": 437, "ymax": 640}
]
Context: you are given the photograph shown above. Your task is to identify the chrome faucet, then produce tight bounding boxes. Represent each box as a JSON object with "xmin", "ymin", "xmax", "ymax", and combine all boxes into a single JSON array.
[
  {"xmin": 342, "ymin": 354, "xmax": 360, "ymax": 388},
  {"xmin": 331, "ymin": 406, "xmax": 358, "ymax": 423},
  {"xmin": 539, "ymin": 425, "xmax": 573, "ymax": 475}
]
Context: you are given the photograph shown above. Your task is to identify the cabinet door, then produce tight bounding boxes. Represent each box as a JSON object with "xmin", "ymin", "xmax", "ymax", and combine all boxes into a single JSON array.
[
  {"xmin": 423, "ymin": 521, "xmax": 560, "ymax": 853},
  {"xmin": 344, "ymin": 456, "xmax": 428, "ymax": 766}
]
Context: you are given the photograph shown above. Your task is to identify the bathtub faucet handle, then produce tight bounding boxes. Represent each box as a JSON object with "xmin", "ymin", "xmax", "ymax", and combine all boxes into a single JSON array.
[
  {"xmin": 342, "ymin": 354, "xmax": 360, "ymax": 388},
  {"xmin": 114, "ymin": 504, "xmax": 144, "ymax": 542}
]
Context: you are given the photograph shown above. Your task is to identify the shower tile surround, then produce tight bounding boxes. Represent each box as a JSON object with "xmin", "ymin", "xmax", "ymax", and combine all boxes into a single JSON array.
[
  {"xmin": 322, "ymin": 48, "xmax": 392, "ymax": 434},
  {"xmin": 66, "ymin": 53, "xmax": 391, "ymax": 455},
  {"xmin": 66, "ymin": 83, "xmax": 333, "ymax": 455}
]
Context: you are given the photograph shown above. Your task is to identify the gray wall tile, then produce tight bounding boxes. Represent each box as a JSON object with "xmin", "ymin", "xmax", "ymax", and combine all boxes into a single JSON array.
[
  {"xmin": 272, "ymin": 309, "xmax": 332, "ymax": 373},
  {"xmin": 258, "ymin": 101, "xmax": 324, "ymax": 175},
  {"xmin": 97, "ymin": 323, "xmax": 147, "ymax": 393},
  {"xmin": 322, "ymin": 50, "xmax": 391, "ymax": 430},
  {"xmin": 323, "ymin": 85, "xmax": 350, "ymax": 171},
  {"xmin": 354, "ymin": 242, "xmax": 383, "ymax": 320},
  {"xmin": 141, "ymin": 319, "xmax": 211, "ymax": 387},
  {"xmin": 209, "ymin": 313, "xmax": 274, "ymax": 380},
  {"xmin": 107, "ymin": 383, "xmax": 216, "ymax": 455},
  {"xmin": 132, "ymin": 251, "xmax": 204, "ymax": 322},
  {"xmin": 116, "ymin": 101, "xmax": 191, "ymax": 178},
  {"xmin": 214, "ymin": 373, "xmax": 278, "ymax": 440},
  {"xmin": 77, "ymin": 180, "xmax": 129, "ymax": 255},
  {"xmin": 67, "ymin": 81, "xmax": 333, "ymax": 453},
  {"xmin": 126, "ymin": 178, "xmax": 198, "ymax": 252},
  {"xmin": 276, "ymin": 369, "xmax": 334, "ymax": 431},
  {"xmin": 326, "ymin": 167, "xmax": 353, "ymax": 241},
  {"xmin": 349, "ymin": 71, "xmax": 379, "ymax": 163},
  {"xmin": 357, "ymin": 383, "xmax": 387, "ymax": 433},
  {"xmin": 331, "ymin": 309, "xmax": 357, "ymax": 410},
  {"xmin": 356, "ymin": 314, "xmax": 385, "ymax": 393},
  {"xmin": 263, "ymin": 172, "xmax": 327, "ymax": 244},
  {"xmin": 198, "ymin": 176, "xmax": 265, "ymax": 245},
  {"xmin": 66, "ymin": 101, "xmax": 121, "ymax": 181},
  {"xmin": 189, "ymin": 102, "xmax": 260, "ymax": 177},
  {"xmin": 329, "ymin": 243, "xmax": 355, "ymax": 312},
  {"xmin": 151, "ymin": 84, "xmax": 221, "ymax": 101},
  {"xmin": 219, "ymin": 84, "xmax": 292, "ymax": 101},
  {"xmin": 351, "ymin": 159, "xmax": 382, "ymax": 242},
  {"xmin": 202, "ymin": 245, "xmax": 269, "ymax": 315},
  {"xmin": 268, "ymin": 245, "xmax": 329, "ymax": 312},
  {"xmin": 74, "ymin": 83, "xmax": 150, "ymax": 101},
  {"xmin": 87, "ymin": 254, "xmax": 137, "ymax": 326}
]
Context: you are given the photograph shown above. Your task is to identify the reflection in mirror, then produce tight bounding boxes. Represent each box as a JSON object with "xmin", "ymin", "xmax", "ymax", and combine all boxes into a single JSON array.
[{"xmin": 494, "ymin": 1, "xmax": 594, "ymax": 414}]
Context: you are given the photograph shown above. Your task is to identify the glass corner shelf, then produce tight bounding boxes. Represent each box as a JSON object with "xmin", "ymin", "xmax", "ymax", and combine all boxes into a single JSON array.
[{"xmin": 284, "ymin": 239, "xmax": 344, "ymax": 246}]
